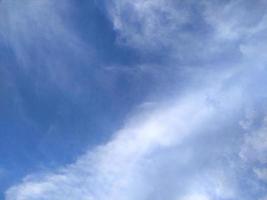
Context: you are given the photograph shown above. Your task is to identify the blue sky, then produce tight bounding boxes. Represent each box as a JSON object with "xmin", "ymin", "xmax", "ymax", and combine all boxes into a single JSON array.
[{"xmin": 0, "ymin": 0, "xmax": 267, "ymax": 200}]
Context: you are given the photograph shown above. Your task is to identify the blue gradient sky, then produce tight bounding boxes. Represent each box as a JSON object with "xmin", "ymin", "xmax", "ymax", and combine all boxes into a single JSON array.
[{"xmin": 0, "ymin": 0, "xmax": 267, "ymax": 200}]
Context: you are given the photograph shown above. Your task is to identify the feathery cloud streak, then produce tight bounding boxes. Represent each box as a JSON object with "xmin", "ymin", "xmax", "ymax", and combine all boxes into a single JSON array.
[{"xmin": 5, "ymin": 82, "xmax": 245, "ymax": 200}]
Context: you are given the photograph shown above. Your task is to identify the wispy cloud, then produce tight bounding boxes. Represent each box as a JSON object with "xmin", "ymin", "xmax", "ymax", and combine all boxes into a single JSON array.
[
  {"xmin": 5, "ymin": 80, "xmax": 245, "ymax": 199},
  {"xmin": 106, "ymin": 0, "xmax": 267, "ymax": 66},
  {"xmin": 0, "ymin": 0, "xmax": 93, "ymax": 92},
  {"xmin": 3, "ymin": 0, "xmax": 267, "ymax": 199}
]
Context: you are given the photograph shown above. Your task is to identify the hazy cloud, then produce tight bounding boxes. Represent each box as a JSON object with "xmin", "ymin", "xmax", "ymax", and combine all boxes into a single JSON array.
[{"xmin": 3, "ymin": 0, "xmax": 267, "ymax": 200}]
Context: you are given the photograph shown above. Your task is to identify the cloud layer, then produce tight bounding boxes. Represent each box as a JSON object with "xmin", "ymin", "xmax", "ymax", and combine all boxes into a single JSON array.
[
  {"xmin": 5, "ymin": 82, "xmax": 244, "ymax": 200},
  {"xmin": 3, "ymin": 0, "xmax": 267, "ymax": 199}
]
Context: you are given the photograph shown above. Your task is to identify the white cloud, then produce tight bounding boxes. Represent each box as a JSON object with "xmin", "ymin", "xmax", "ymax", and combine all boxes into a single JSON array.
[
  {"xmin": 106, "ymin": 0, "xmax": 267, "ymax": 69},
  {"xmin": 239, "ymin": 113, "xmax": 267, "ymax": 199},
  {"xmin": 203, "ymin": 0, "xmax": 267, "ymax": 40},
  {"xmin": 3, "ymin": 0, "xmax": 267, "ymax": 200},
  {"xmin": 179, "ymin": 194, "xmax": 210, "ymax": 200},
  {"xmin": 240, "ymin": 117, "xmax": 267, "ymax": 164},
  {"xmin": 106, "ymin": 0, "xmax": 191, "ymax": 49},
  {"xmin": 254, "ymin": 168, "xmax": 267, "ymax": 183},
  {"xmin": 176, "ymin": 172, "xmax": 236, "ymax": 200},
  {"xmin": 5, "ymin": 82, "xmax": 244, "ymax": 200},
  {"xmin": 260, "ymin": 196, "xmax": 267, "ymax": 200}
]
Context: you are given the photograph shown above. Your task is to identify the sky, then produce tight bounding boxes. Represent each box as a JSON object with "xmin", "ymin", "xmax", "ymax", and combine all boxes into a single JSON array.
[{"xmin": 0, "ymin": 0, "xmax": 267, "ymax": 199}]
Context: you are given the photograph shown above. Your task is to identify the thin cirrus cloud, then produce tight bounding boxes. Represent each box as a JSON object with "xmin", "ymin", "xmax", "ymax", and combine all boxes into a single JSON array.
[
  {"xmin": 3, "ymin": 0, "xmax": 267, "ymax": 200},
  {"xmin": 0, "ymin": 0, "xmax": 93, "ymax": 93}
]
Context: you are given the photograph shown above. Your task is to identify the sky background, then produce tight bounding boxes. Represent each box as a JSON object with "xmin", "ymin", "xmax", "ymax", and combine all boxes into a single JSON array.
[{"xmin": 0, "ymin": 0, "xmax": 267, "ymax": 200}]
